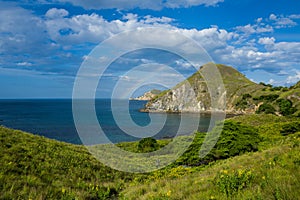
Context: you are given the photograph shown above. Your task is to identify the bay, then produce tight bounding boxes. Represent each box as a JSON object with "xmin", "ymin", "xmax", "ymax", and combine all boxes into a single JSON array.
[{"xmin": 0, "ymin": 99, "xmax": 218, "ymax": 144}]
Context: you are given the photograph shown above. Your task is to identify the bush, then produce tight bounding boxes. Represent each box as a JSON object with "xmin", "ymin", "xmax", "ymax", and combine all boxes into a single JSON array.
[
  {"xmin": 138, "ymin": 137, "xmax": 159, "ymax": 153},
  {"xmin": 256, "ymin": 103, "xmax": 276, "ymax": 114},
  {"xmin": 276, "ymin": 99, "xmax": 297, "ymax": 116},
  {"xmin": 177, "ymin": 121, "xmax": 260, "ymax": 166},
  {"xmin": 236, "ymin": 94, "xmax": 252, "ymax": 109},
  {"xmin": 242, "ymin": 94, "xmax": 252, "ymax": 99},
  {"xmin": 208, "ymin": 121, "xmax": 260, "ymax": 159},
  {"xmin": 280, "ymin": 122, "xmax": 300, "ymax": 136}
]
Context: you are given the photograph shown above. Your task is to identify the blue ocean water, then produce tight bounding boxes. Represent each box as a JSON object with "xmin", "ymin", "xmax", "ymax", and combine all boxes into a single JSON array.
[{"xmin": 0, "ymin": 99, "xmax": 218, "ymax": 144}]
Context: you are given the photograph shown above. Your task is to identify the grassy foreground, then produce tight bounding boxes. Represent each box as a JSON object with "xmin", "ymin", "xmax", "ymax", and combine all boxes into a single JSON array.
[{"xmin": 0, "ymin": 114, "xmax": 300, "ymax": 199}]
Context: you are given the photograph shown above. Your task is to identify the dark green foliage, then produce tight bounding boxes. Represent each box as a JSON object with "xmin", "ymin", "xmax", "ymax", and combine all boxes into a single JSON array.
[
  {"xmin": 259, "ymin": 82, "xmax": 272, "ymax": 87},
  {"xmin": 242, "ymin": 93, "xmax": 252, "ymax": 99},
  {"xmin": 270, "ymin": 86, "xmax": 288, "ymax": 91},
  {"xmin": 208, "ymin": 121, "xmax": 260, "ymax": 159},
  {"xmin": 235, "ymin": 100, "xmax": 248, "ymax": 109},
  {"xmin": 276, "ymin": 99, "xmax": 297, "ymax": 116},
  {"xmin": 255, "ymin": 94, "xmax": 279, "ymax": 102},
  {"xmin": 280, "ymin": 122, "xmax": 300, "ymax": 136},
  {"xmin": 236, "ymin": 94, "xmax": 252, "ymax": 109},
  {"xmin": 176, "ymin": 121, "xmax": 260, "ymax": 166},
  {"xmin": 256, "ymin": 103, "xmax": 276, "ymax": 114},
  {"xmin": 138, "ymin": 137, "xmax": 159, "ymax": 153}
]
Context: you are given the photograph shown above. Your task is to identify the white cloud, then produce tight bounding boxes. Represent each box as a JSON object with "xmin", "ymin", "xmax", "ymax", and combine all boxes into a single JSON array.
[
  {"xmin": 286, "ymin": 71, "xmax": 300, "ymax": 84},
  {"xmin": 143, "ymin": 15, "xmax": 174, "ymax": 24},
  {"xmin": 57, "ymin": 0, "xmax": 224, "ymax": 10},
  {"xmin": 258, "ymin": 37, "xmax": 275, "ymax": 45},
  {"xmin": 256, "ymin": 18, "xmax": 263, "ymax": 23},
  {"xmin": 269, "ymin": 13, "xmax": 297, "ymax": 28},
  {"xmin": 235, "ymin": 23, "xmax": 273, "ymax": 35},
  {"xmin": 46, "ymin": 8, "xmax": 69, "ymax": 18},
  {"xmin": 0, "ymin": 3, "xmax": 51, "ymax": 67},
  {"xmin": 268, "ymin": 79, "xmax": 275, "ymax": 84},
  {"xmin": 1, "ymin": 2, "xmax": 300, "ymax": 87},
  {"xmin": 17, "ymin": 62, "xmax": 33, "ymax": 66},
  {"xmin": 289, "ymin": 14, "xmax": 300, "ymax": 19},
  {"xmin": 175, "ymin": 59, "xmax": 193, "ymax": 69},
  {"xmin": 269, "ymin": 14, "xmax": 277, "ymax": 20}
]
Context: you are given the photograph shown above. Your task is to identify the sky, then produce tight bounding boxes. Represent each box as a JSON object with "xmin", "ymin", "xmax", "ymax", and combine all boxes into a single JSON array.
[{"xmin": 0, "ymin": 0, "xmax": 300, "ymax": 98}]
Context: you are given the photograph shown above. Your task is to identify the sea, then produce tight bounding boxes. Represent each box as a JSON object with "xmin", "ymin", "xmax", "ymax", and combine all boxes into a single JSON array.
[{"xmin": 0, "ymin": 99, "xmax": 221, "ymax": 145}]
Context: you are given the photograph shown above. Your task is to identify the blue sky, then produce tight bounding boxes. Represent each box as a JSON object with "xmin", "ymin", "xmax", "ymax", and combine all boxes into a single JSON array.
[{"xmin": 0, "ymin": 0, "xmax": 300, "ymax": 98}]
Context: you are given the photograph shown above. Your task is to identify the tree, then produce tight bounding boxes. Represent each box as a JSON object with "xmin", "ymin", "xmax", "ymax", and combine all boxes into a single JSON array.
[
  {"xmin": 256, "ymin": 103, "xmax": 276, "ymax": 114},
  {"xmin": 138, "ymin": 137, "xmax": 159, "ymax": 153}
]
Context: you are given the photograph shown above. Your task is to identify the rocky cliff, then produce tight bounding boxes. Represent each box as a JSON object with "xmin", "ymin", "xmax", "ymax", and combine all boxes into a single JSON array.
[
  {"xmin": 131, "ymin": 89, "xmax": 161, "ymax": 101},
  {"xmin": 143, "ymin": 64, "xmax": 300, "ymax": 115}
]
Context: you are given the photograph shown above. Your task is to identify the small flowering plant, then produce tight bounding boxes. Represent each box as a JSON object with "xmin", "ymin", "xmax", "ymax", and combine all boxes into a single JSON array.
[{"xmin": 214, "ymin": 168, "xmax": 254, "ymax": 197}]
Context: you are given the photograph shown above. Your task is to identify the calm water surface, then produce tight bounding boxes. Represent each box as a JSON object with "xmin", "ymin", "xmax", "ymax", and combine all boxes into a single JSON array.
[{"xmin": 0, "ymin": 99, "xmax": 220, "ymax": 144}]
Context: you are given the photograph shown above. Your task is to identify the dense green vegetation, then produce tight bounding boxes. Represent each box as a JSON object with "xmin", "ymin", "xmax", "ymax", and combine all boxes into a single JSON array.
[
  {"xmin": 235, "ymin": 82, "xmax": 300, "ymax": 116},
  {"xmin": 1, "ymin": 114, "xmax": 300, "ymax": 199}
]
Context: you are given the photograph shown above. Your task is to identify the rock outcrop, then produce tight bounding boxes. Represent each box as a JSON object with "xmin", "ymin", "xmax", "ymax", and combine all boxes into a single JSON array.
[
  {"xmin": 130, "ymin": 89, "xmax": 161, "ymax": 101},
  {"xmin": 143, "ymin": 64, "xmax": 266, "ymax": 114}
]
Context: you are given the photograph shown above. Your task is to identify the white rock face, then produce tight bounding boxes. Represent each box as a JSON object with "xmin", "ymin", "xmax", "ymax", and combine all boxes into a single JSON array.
[
  {"xmin": 146, "ymin": 77, "xmax": 212, "ymax": 113},
  {"xmin": 131, "ymin": 90, "xmax": 161, "ymax": 101}
]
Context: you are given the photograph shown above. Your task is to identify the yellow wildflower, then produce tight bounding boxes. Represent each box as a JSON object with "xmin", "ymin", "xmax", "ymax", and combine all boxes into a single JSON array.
[
  {"xmin": 238, "ymin": 169, "xmax": 243, "ymax": 177},
  {"xmin": 167, "ymin": 190, "xmax": 172, "ymax": 196}
]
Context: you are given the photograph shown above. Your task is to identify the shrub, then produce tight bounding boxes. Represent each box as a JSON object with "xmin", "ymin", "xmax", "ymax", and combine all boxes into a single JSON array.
[
  {"xmin": 236, "ymin": 94, "xmax": 252, "ymax": 109},
  {"xmin": 242, "ymin": 94, "xmax": 252, "ymax": 99},
  {"xmin": 280, "ymin": 122, "xmax": 300, "ymax": 136},
  {"xmin": 256, "ymin": 103, "xmax": 276, "ymax": 114},
  {"xmin": 276, "ymin": 99, "xmax": 297, "ymax": 116},
  {"xmin": 208, "ymin": 121, "xmax": 260, "ymax": 159},
  {"xmin": 138, "ymin": 137, "xmax": 159, "ymax": 153},
  {"xmin": 177, "ymin": 121, "xmax": 260, "ymax": 166}
]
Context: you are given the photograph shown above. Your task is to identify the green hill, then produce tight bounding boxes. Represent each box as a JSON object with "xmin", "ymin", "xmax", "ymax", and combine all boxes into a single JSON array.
[
  {"xmin": 1, "ymin": 113, "xmax": 300, "ymax": 199},
  {"xmin": 0, "ymin": 126, "xmax": 130, "ymax": 199},
  {"xmin": 144, "ymin": 64, "xmax": 300, "ymax": 116}
]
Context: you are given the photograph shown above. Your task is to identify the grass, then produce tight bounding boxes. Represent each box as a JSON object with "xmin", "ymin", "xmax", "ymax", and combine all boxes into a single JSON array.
[
  {"xmin": 0, "ymin": 126, "xmax": 131, "ymax": 199},
  {"xmin": 121, "ymin": 134, "xmax": 300, "ymax": 200},
  {"xmin": 1, "ymin": 113, "xmax": 300, "ymax": 199}
]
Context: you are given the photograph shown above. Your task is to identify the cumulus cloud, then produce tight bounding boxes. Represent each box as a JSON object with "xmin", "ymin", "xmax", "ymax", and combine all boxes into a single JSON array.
[
  {"xmin": 1, "ymin": 2, "xmax": 300, "ymax": 86},
  {"xmin": 45, "ymin": 8, "xmax": 69, "ymax": 18},
  {"xmin": 269, "ymin": 13, "xmax": 297, "ymax": 28},
  {"xmin": 258, "ymin": 37, "xmax": 275, "ymax": 45},
  {"xmin": 286, "ymin": 71, "xmax": 300, "ymax": 84},
  {"xmin": 0, "ymin": 3, "xmax": 50, "ymax": 67}
]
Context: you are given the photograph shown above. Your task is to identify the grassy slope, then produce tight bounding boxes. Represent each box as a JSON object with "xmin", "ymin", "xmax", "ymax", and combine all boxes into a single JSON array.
[
  {"xmin": 0, "ymin": 126, "xmax": 131, "ymax": 199},
  {"xmin": 121, "ymin": 115, "xmax": 300, "ymax": 199},
  {"xmin": 1, "ymin": 114, "xmax": 300, "ymax": 199},
  {"xmin": 122, "ymin": 140, "xmax": 300, "ymax": 200}
]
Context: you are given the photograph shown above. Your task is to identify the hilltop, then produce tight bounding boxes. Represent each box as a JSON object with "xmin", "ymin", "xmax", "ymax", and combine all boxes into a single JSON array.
[
  {"xmin": 130, "ymin": 89, "xmax": 161, "ymax": 101},
  {"xmin": 144, "ymin": 64, "xmax": 300, "ymax": 116}
]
